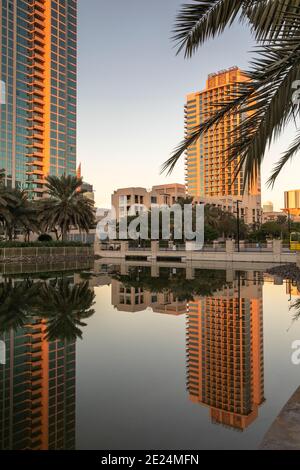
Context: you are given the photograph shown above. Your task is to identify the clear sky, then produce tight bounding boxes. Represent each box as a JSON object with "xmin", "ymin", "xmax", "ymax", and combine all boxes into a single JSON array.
[{"xmin": 78, "ymin": 0, "xmax": 300, "ymax": 210}]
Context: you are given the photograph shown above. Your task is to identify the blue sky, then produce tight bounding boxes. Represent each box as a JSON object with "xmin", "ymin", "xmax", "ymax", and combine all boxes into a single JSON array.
[{"xmin": 78, "ymin": 0, "xmax": 300, "ymax": 210}]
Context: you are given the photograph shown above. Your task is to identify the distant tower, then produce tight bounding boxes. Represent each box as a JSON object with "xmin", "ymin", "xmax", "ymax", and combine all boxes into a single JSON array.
[{"xmin": 263, "ymin": 201, "xmax": 274, "ymax": 213}]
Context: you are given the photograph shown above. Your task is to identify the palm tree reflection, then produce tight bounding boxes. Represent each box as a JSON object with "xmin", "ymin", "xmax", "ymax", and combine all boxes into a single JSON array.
[
  {"xmin": 0, "ymin": 279, "xmax": 38, "ymax": 332},
  {"xmin": 36, "ymin": 279, "xmax": 95, "ymax": 341},
  {"xmin": 291, "ymin": 298, "xmax": 300, "ymax": 324},
  {"xmin": 112, "ymin": 267, "xmax": 228, "ymax": 301},
  {"xmin": 0, "ymin": 278, "xmax": 95, "ymax": 341}
]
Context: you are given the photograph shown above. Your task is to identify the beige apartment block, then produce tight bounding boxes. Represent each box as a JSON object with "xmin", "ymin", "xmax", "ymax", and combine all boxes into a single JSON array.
[
  {"xmin": 194, "ymin": 194, "xmax": 262, "ymax": 226},
  {"xmin": 112, "ymin": 184, "xmax": 186, "ymax": 220},
  {"xmin": 262, "ymin": 211, "xmax": 286, "ymax": 223}
]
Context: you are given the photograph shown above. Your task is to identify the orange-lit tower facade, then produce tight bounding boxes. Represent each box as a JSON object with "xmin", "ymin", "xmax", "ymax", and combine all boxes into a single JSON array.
[
  {"xmin": 185, "ymin": 67, "xmax": 261, "ymax": 225},
  {"xmin": 186, "ymin": 272, "xmax": 264, "ymax": 431},
  {"xmin": 0, "ymin": 0, "xmax": 77, "ymax": 197}
]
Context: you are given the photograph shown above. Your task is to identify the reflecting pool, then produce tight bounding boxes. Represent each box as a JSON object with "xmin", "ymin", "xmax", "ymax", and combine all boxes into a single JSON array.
[{"xmin": 1, "ymin": 264, "xmax": 300, "ymax": 450}]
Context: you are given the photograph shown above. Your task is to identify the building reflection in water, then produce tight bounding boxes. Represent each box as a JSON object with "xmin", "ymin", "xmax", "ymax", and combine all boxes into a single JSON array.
[
  {"xmin": 187, "ymin": 271, "xmax": 265, "ymax": 431},
  {"xmin": 0, "ymin": 273, "xmax": 95, "ymax": 451},
  {"xmin": 111, "ymin": 265, "xmax": 265, "ymax": 432},
  {"xmin": 112, "ymin": 281, "xmax": 187, "ymax": 316},
  {"xmin": 0, "ymin": 324, "xmax": 76, "ymax": 450},
  {"xmin": 0, "ymin": 264, "xmax": 268, "ymax": 448}
]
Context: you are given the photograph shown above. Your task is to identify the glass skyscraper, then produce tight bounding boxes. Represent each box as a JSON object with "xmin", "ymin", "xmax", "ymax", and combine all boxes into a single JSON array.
[{"xmin": 0, "ymin": 0, "xmax": 77, "ymax": 197}]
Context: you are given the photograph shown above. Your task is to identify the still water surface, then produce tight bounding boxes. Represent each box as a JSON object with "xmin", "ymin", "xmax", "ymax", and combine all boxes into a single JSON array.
[{"xmin": 1, "ymin": 265, "xmax": 300, "ymax": 450}]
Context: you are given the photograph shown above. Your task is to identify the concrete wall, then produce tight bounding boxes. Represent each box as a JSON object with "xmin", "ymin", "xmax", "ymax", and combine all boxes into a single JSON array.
[
  {"xmin": 0, "ymin": 246, "xmax": 94, "ymax": 260},
  {"xmin": 96, "ymin": 240, "xmax": 297, "ymax": 265}
]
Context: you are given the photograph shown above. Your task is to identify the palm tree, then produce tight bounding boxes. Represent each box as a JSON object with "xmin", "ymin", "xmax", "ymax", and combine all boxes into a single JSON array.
[
  {"xmin": 3, "ymin": 189, "xmax": 38, "ymax": 241},
  {"xmin": 39, "ymin": 175, "xmax": 95, "ymax": 242},
  {"xmin": 35, "ymin": 279, "xmax": 95, "ymax": 341},
  {"xmin": 163, "ymin": 0, "xmax": 300, "ymax": 186},
  {"xmin": 204, "ymin": 204, "xmax": 222, "ymax": 230},
  {"xmin": 0, "ymin": 169, "xmax": 19, "ymax": 237}
]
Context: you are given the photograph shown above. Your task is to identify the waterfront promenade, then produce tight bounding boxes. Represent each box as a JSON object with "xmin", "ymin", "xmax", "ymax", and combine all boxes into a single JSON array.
[
  {"xmin": 96, "ymin": 239, "xmax": 300, "ymax": 266},
  {"xmin": 260, "ymin": 386, "xmax": 300, "ymax": 450}
]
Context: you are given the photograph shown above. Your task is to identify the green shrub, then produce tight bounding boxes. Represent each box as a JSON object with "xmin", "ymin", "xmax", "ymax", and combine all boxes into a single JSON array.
[
  {"xmin": 0, "ymin": 241, "xmax": 92, "ymax": 248},
  {"xmin": 38, "ymin": 234, "xmax": 53, "ymax": 242}
]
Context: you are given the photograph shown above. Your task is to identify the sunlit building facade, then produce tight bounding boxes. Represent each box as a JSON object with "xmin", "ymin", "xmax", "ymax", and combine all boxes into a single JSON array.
[
  {"xmin": 186, "ymin": 272, "xmax": 265, "ymax": 431},
  {"xmin": 0, "ymin": 0, "xmax": 77, "ymax": 197},
  {"xmin": 284, "ymin": 190, "xmax": 300, "ymax": 221},
  {"xmin": 185, "ymin": 67, "xmax": 261, "ymax": 225}
]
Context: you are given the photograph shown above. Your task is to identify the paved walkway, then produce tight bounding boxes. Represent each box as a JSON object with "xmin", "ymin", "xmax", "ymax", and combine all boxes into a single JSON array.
[{"xmin": 260, "ymin": 386, "xmax": 300, "ymax": 450}]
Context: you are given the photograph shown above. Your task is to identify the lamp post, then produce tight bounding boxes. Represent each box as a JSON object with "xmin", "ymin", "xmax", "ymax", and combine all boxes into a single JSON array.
[
  {"xmin": 235, "ymin": 200, "xmax": 243, "ymax": 253},
  {"xmin": 288, "ymin": 210, "xmax": 291, "ymax": 237}
]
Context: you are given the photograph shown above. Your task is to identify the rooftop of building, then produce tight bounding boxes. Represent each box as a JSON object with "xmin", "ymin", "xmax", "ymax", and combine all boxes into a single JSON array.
[{"xmin": 113, "ymin": 184, "xmax": 185, "ymax": 195}]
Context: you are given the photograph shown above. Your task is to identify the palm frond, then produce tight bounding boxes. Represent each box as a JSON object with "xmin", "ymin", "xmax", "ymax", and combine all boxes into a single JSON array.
[
  {"xmin": 161, "ymin": 81, "xmax": 254, "ymax": 175},
  {"xmin": 247, "ymin": 0, "xmax": 300, "ymax": 40},
  {"xmin": 268, "ymin": 129, "xmax": 300, "ymax": 186},
  {"xmin": 173, "ymin": 0, "xmax": 248, "ymax": 58},
  {"xmin": 167, "ymin": 0, "xmax": 300, "ymax": 184},
  {"xmin": 223, "ymin": 40, "xmax": 300, "ymax": 185}
]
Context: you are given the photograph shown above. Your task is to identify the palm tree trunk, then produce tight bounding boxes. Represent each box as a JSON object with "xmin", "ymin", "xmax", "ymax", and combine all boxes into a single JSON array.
[{"xmin": 61, "ymin": 227, "xmax": 67, "ymax": 242}]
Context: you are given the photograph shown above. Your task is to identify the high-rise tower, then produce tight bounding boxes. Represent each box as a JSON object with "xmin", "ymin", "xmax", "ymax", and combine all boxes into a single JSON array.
[
  {"xmin": 185, "ymin": 67, "xmax": 261, "ymax": 225},
  {"xmin": 0, "ymin": 0, "xmax": 77, "ymax": 197}
]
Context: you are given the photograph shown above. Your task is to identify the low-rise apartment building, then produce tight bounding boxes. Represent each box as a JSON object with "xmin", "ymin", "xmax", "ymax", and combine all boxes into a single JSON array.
[
  {"xmin": 112, "ymin": 184, "xmax": 186, "ymax": 220},
  {"xmin": 193, "ymin": 194, "xmax": 262, "ymax": 226}
]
